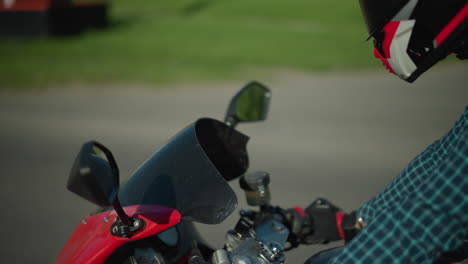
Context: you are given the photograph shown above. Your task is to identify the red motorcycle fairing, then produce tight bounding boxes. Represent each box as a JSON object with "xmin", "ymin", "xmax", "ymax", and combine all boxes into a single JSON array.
[{"xmin": 55, "ymin": 204, "xmax": 181, "ymax": 264}]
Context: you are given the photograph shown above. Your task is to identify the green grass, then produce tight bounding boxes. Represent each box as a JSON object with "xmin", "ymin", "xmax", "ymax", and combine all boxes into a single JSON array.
[{"xmin": 0, "ymin": 0, "xmax": 377, "ymax": 88}]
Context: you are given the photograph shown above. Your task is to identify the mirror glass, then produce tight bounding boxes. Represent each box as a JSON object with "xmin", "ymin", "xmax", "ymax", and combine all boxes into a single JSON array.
[
  {"xmin": 67, "ymin": 141, "xmax": 120, "ymax": 207},
  {"xmin": 225, "ymin": 81, "xmax": 271, "ymax": 126}
]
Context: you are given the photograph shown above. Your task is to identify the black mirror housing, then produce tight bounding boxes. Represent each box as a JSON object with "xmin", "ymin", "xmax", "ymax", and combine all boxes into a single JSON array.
[
  {"xmin": 67, "ymin": 141, "xmax": 120, "ymax": 207},
  {"xmin": 224, "ymin": 81, "xmax": 271, "ymax": 128}
]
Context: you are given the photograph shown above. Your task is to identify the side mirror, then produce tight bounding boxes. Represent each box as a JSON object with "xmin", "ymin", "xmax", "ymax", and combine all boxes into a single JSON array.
[
  {"xmin": 67, "ymin": 141, "xmax": 120, "ymax": 207},
  {"xmin": 224, "ymin": 81, "xmax": 271, "ymax": 128}
]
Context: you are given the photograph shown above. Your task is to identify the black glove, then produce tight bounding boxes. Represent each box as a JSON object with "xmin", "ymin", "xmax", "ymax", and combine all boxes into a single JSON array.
[{"xmin": 302, "ymin": 198, "xmax": 360, "ymax": 244}]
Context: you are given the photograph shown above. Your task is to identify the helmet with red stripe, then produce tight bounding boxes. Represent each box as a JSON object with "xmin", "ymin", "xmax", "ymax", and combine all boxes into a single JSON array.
[{"xmin": 359, "ymin": 0, "xmax": 468, "ymax": 82}]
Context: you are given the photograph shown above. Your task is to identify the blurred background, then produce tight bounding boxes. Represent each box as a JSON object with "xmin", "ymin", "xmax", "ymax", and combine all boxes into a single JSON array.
[
  {"xmin": 0, "ymin": 0, "xmax": 467, "ymax": 263},
  {"xmin": 0, "ymin": 0, "xmax": 376, "ymax": 88}
]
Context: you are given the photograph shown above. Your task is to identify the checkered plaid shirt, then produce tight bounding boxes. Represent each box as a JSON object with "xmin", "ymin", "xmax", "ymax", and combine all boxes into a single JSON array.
[{"xmin": 330, "ymin": 105, "xmax": 468, "ymax": 264}]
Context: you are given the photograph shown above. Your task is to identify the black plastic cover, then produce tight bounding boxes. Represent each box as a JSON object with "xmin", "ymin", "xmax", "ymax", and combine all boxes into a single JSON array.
[
  {"xmin": 67, "ymin": 141, "xmax": 119, "ymax": 207},
  {"xmin": 118, "ymin": 118, "xmax": 249, "ymax": 224}
]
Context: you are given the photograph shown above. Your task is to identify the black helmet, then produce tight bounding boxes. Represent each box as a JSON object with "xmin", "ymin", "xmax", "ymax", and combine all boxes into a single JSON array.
[{"xmin": 359, "ymin": 0, "xmax": 468, "ymax": 82}]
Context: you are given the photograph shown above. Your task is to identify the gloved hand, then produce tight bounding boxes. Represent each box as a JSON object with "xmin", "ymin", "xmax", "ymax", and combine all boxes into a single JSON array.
[{"xmin": 302, "ymin": 198, "xmax": 361, "ymax": 244}]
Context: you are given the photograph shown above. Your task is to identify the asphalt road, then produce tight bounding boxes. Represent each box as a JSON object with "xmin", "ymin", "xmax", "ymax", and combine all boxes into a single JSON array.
[{"xmin": 0, "ymin": 65, "xmax": 467, "ymax": 263}]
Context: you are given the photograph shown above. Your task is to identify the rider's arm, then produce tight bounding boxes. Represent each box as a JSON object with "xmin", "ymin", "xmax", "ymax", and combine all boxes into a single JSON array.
[
  {"xmin": 329, "ymin": 189, "xmax": 467, "ymax": 263},
  {"xmin": 328, "ymin": 107, "xmax": 468, "ymax": 263},
  {"xmin": 358, "ymin": 106, "xmax": 468, "ymax": 224},
  {"xmin": 358, "ymin": 138, "xmax": 441, "ymax": 223}
]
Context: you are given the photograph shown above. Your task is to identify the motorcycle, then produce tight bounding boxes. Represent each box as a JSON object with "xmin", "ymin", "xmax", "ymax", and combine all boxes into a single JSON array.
[{"xmin": 56, "ymin": 81, "xmax": 468, "ymax": 264}]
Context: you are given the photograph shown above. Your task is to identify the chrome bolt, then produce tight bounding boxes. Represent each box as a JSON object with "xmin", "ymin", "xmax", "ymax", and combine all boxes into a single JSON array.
[{"xmin": 270, "ymin": 242, "xmax": 284, "ymax": 255}]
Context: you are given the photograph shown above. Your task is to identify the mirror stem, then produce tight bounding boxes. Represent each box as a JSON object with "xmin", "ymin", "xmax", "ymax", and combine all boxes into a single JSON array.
[
  {"xmin": 225, "ymin": 116, "xmax": 238, "ymax": 128},
  {"xmin": 112, "ymin": 198, "xmax": 133, "ymax": 226}
]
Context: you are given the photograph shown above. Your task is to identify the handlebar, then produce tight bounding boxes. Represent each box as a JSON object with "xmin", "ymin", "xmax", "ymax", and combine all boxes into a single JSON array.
[
  {"xmin": 188, "ymin": 172, "xmax": 312, "ymax": 264},
  {"xmin": 208, "ymin": 205, "xmax": 306, "ymax": 264}
]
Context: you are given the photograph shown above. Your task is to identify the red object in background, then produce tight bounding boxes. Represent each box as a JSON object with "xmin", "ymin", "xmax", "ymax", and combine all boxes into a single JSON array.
[
  {"xmin": 0, "ymin": 0, "xmax": 54, "ymax": 11},
  {"xmin": 0, "ymin": 0, "xmax": 108, "ymax": 36},
  {"xmin": 55, "ymin": 205, "xmax": 182, "ymax": 264}
]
